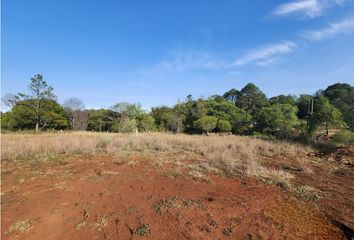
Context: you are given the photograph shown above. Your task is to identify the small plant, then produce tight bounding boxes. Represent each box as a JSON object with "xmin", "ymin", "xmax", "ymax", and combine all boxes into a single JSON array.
[
  {"xmin": 75, "ymin": 221, "xmax": 87, "ymax": 230},
  {"xmin": 223, "ymin": 227, "xmax": 233, "ymax": 236},
  {"xmin": 153, "ymin": 198, "xmax": 173, "ymax": 214},
  {"xmin": 135, "ymin": 224, "xmax": 150, "ymax": 236},
  {"xmin": 8, "ymin": 220, "xmax": 31, "ymax": 233},
  {"xmin": 295, "ymin": 185, "xmax": 320, "ymax": 202},
  {"xmin": 125, "ymin": 206, "xmax": 137, "ymax": 215}
]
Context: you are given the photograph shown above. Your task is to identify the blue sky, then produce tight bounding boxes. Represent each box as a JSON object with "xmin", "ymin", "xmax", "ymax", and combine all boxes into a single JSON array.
[{"xmin": 2, "ymin": 0, "xmax": 354, "ymax": 110}]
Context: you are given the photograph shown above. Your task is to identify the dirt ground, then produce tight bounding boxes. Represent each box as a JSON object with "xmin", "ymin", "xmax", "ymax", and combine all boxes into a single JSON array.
[{"xmin": 1, "ymin": 151, "xmax": 349, "ymax": 239}]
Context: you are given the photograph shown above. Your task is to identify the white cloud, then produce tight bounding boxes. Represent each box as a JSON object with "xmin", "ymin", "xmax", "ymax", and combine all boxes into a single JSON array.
[
  {"xmin": 233, "ymin": 41, "xmax": 297, "ymax": 66},
  {"xmin": 272, "ymin": 0, "xmax": 346, "ymax": 18},
  {"xmin": 158, "ymin": 50, "xmax": 221, "ymax": 71},
  {"xmin": 303, "ymin": 16, "xmax": 354, "ymax": 40},
  {"xmin": 140, "ymin": 49, "xmax": 226, "ymax": 75}
]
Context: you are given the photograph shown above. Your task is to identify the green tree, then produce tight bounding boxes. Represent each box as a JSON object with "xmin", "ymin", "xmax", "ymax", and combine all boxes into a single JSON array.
[
  {"xmin": 257, "ymin": 103, "xmax": 299, "ymax": 138},
  {"xmin": 235, "ymin": 83, "xmax": 269, "ymax": 117},
  {"xmin": 7, "ymin": 99, "xmax": 68, "ymax": 130},
  {"xmin": 184, "ymin": 98, "xmax": 207, "ymax": 132},
  {"xmin": 137, "ymin": 113, "xmax": 155, "ymax": 132},
  {"xmin": 205, "ymin": 98, "xmax": 251, "ymax": 134},
  {"xmin": 323, "ymin": 83, "xmax": 354, "ymax": 130},
  {"xmin": 27, "ymin": 74, "xmax": 57, "ymax": 131},
  {"xmin": 270, "ymin": 95, "xmax": 296, "ymax": 106},
  {"xmin": 309, "ymin": 96, "xmax": 344, "ymax": 135},
  {"xmin": 4, "ymin": 74, "xmax": 58, "ymax": 131},
  {"xmin": 296, "ymin": 94, "xmax": 313, "ymax": 120},
  {"xmin": 223, "ymin": 88, "xmax": 239, "ymax": 103},
  {"xmin": 111, "ymin": 102, "xmax": 143, "ymax": 118},
  {"xmin": 216, "ymin": 120, "xmax": 232, "ymax": 133},
  {"xmin": 87, "ymin": 109, "xmax": 116, "ymax": 132},
  {"xmin": 151, "ymin": 106, "xmax": 174, "ymax": 131},
  {"xmin": 120, "ymin": 118, "xmax": 137, "ymax": 133},
  {"xmin": 194, "ymin": 116, "xmax": 218, "ymax": 134}
]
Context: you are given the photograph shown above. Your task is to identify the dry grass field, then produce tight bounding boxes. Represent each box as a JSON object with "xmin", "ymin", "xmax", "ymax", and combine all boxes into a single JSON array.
[{"xmin": 1, "ymin": 132, "xmax": 353, "ymax": 239}]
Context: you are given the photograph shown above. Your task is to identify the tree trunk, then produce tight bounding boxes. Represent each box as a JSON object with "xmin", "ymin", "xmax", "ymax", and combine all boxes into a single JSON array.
[
  {"xmin": 326, "ymin": 122, "xmax": 329, "ymax": 136},
  {"xmin": 35, "ymin": 122, "xmax": 39, "ymax": 131}
]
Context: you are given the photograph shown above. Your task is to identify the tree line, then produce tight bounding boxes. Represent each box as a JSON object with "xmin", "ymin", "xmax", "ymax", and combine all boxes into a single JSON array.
[{"xmin": 1, "ymin": 74, "xmax": 353, "ymax": 141}]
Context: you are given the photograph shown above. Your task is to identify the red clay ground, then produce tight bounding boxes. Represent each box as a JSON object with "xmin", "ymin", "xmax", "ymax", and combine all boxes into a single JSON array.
[{"xmin": 1, "ymin": 152, "xmax": 346, "ymax": 239}]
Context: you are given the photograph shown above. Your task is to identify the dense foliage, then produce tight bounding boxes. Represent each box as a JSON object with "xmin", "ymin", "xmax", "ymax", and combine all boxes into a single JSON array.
[{"xmin": 1, "ymin": 74, "xmax": 353, "ymax": 143}]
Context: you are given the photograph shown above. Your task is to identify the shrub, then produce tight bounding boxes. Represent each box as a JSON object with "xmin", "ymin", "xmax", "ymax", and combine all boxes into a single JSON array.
[
  {"xmin": 216, "ymin": 120, "xmax": 232, "ymax": 133},
  {"xmin": 331, "ymin": 130, "xmax": 354, "ymax": 146}
]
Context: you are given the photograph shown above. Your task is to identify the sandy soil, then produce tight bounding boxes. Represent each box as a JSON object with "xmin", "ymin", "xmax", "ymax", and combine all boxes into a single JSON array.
[{"xmin": 1, "ymin": 153, "xmax": 346, "ymax": 239}]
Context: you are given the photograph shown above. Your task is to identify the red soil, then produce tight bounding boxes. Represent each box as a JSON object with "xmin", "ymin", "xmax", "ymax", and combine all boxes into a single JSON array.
[{"xmin": 1, "ymin": 154, "xmax": 345, "ymax": 240}]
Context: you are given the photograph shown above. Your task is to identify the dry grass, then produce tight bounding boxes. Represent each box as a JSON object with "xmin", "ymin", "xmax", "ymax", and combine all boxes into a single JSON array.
[{"xmin": 1, "ymin": 132, "xmax": 312, "ymax": 186}]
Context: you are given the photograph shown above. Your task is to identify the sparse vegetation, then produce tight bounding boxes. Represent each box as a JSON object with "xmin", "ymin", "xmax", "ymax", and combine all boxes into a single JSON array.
[{"xmin": 7, "ymin": 220, "xmax": 31, "ymax": 233}]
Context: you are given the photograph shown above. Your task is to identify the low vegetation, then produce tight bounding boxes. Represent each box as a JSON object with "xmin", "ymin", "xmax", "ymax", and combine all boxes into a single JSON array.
[
  {"xmin": 1, "ymin": 132, "xmax": 309, "ymax": 188},
  {"xmin": 1, "ymin": 75, "xmax": 353, "ymax": 147}
]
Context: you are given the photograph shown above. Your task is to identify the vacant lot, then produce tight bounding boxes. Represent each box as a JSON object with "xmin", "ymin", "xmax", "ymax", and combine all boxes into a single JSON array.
[{"xmin": 1, "ymin": 132, "xmax": 353, "ymax": 239}]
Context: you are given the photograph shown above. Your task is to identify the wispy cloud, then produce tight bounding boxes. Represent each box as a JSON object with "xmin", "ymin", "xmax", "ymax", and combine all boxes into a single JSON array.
[
  {"xmin": 158, "ymin": 50, "xmax": 221, "ymax": 71},
  {"xmin": 140, "ymin": 49, "xmax": 225, "ymax": 75},
  {"xmin": 303, "ymin": 16, "xmax": 354, "ymax": 40},
  {"xmin": 233, "ymin": 41, "xmax": 297, "ymax": 66},
  {"xmin": 272, "ymin": 0, "xmax": 346, "ymax": 18}
]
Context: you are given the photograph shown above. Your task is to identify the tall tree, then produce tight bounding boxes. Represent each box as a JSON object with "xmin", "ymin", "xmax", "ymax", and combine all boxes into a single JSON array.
[
  {"xmin": 194, "ymin": 116, "xmax": 218, "ymax": 134},
  {"xmin": 235, "ymin": 83, "xmax": 269, "ymax": 117},
  {"xmin": 257, "ymin": 103, "xmax": 299, "ymax": 138},
  {"xmin": 296, "ymin": 94, "xmax": 313, "ymax": 120},
  {"xmin": 223, "ymin": 88, "xmax": 239, "ymax": 103},
  {"xmin": 270, "ymin": 95, "xmax": 296, "ymax": 106},
  {"xmin": 26, "ymin": 74, "xmax": 57, "ymax": 131},
  {"xmin": 63, "ymin": 98, "xmax": 88, "ymax": 131},
  {"xmin": 323, "ymin": 83, "xmax": 354, "ymax": 130},
  {"xmin": 309, "ymin": 96, "xmax": 344, "ymax": 135}
]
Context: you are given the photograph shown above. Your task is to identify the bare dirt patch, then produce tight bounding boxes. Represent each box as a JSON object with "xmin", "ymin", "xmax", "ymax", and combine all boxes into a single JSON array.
[{"xmin": 1, "ymin": 153, "xmax": 345, "ymax": 240}]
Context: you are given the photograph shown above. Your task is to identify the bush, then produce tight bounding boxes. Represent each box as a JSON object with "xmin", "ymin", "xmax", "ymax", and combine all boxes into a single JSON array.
[
  {"xmin": 194, "ymin": 116, "xmax": 218, "ymax": 134},
  {"xmin": 331, "ymin": 130, "xmax": 354, "ymax": 146},
  {"xmin": 216, "ymin": 120, "xmax": 232, "ymax": 133}
]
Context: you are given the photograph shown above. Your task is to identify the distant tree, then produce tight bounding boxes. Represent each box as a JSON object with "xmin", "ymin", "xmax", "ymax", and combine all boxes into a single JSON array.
[
  {"xmin": 235, "ymin": 83, "xmax": 269, "ymax": 117},
  {"xmin": 184, "ymin": 98, "xmax": 207, "ymax": 132},
  {"xmin": 119, "ymin": 118, "xmax": 137, "ymax": 133},
  {"xmin": 63, "ymin": 98, "xmax": 88, "ymax": 131},
  {"xmin": 323, "ymin": 83, "xmax": 354, "ymax": 130},
  {"xmin": 308, "ymin": 96, "xmax": 344, "ymax": 135},
  {"xmin": 223, "ymin": 88, "xmax": 239, "ymax": 103},
  {"xmin": 87, "ymin": 109, "xmax": 116, "ymax": 132},
  {"xmin": 208, "ymin": 95, "xmax": 225, "ymax": 103},
  {"xmin": 216, "ymin": 120, "xmax": 232, "ymax": 133},
  {"xmin": 111, "ymin": 102, "xmax": 143, "ymax": 132},
  {"xmin": 2, "ymin": 94, "xmax": 21, "ymax": 108},
  {"xmin": 194, "ymin": 116, "xmax": 218, "ymax": 134},
  {"xmin": 270, "ymin": 95, "xmax": 296, "ymax": 106},
  {"xmin": 111, "ymin": 102, "xmax": 143, "ymax": 118},
  {"xmin": 63, "ymin": 98, "xmax": 85, "ymax": 111},
  {"xmin": 137, "ymin": 113, "xmax": 155, "ymax": 132},
  {"xmin": 5, "ymin": 74, "xmax": 58, "ymax": 131},
  {"xmin": 0, "ymin": 111, "xmax": 16, "ymax": 130},
  {"xmin": 257, "ymin": 103, "xmax": 299, "ymax": 138},
  {"xmin": 296, "ymin": 94, "xmax": 313, "ymax": 120},
  {"xmin": 8, "ymin": 99, "xmax": 68, "ymax": 130},
  {"xmin": 205, "ymin": 98, "xmax": 251, "ymax": 134},
  {"xmin": 26, "ymin": 74, "xmax": 57, "ymax": 131},
  {"xmin": 151, "ymin": 106, "xmax": 173, "ymax": 131}
]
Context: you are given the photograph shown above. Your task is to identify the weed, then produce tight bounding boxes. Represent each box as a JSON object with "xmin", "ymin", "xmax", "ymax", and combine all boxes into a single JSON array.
[
  {"xmin": 75, "ymin": 221, "xmax": 87, "ymax": 230},
  {"xmin": 223, "ymin": 227, "xmax": 233, "ymax": 236},
  {"xmin": 125, "ymin": 206, "xmax": 137, "ymax": 215},
  {"xmin": 7, "ymin": 220, "xmax": 31, "ymax": 233},
  {"xmin": 153, "ymin": 198, "xmax": 174, "ymax": 214},
  {"xmin": 135, "ymin": 224, "xmax": 150, "ymax": 236},
  {"xmin": 295, "ymin": 185, "xmax": 320, "ymax": 202}
]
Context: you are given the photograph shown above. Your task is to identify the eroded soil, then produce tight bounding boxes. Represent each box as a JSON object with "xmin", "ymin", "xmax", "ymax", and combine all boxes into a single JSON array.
[{"xmin": 1, "ymin": 152, "xmax": 347, "ymax": 239}]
